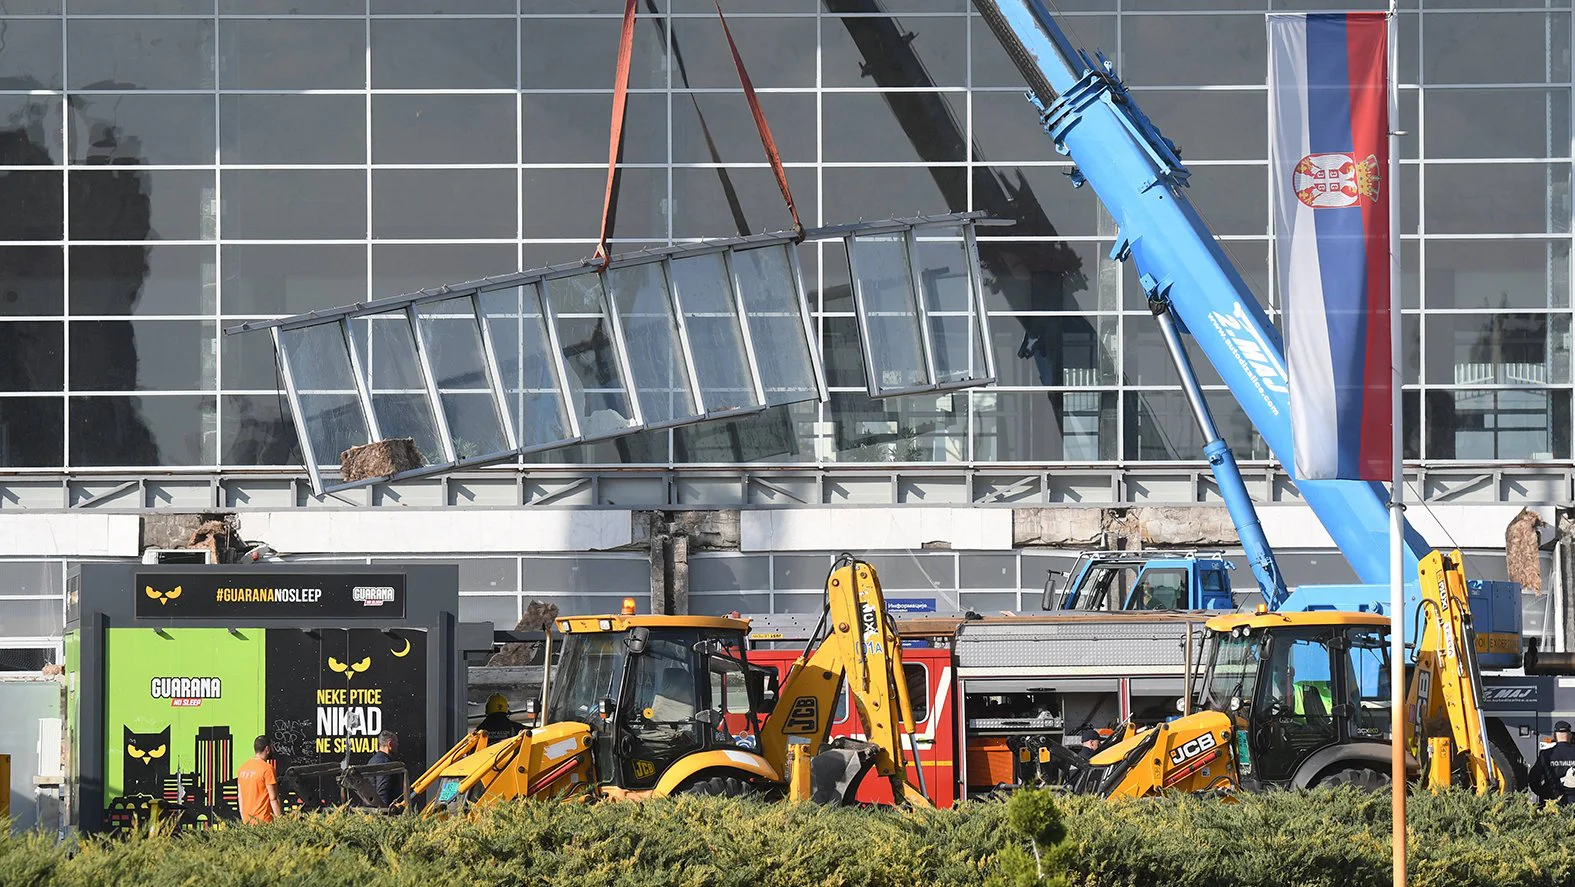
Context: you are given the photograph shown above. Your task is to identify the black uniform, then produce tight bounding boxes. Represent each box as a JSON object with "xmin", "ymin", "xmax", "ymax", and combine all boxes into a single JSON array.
[
  {"xmin": 1530, "ymin": 739, "xmax": 1575, "ymax": 804},
  {"xmin": 479, "ymin": 712, "xmax": 523, "ymax": 745},
  {"xmin": 365, "ymin": 750, "xmax": 400, "ymax": 807}
]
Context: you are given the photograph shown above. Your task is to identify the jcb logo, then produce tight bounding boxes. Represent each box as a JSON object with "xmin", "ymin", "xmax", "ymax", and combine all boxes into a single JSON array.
[
  {"xmin": 782, "ymin": 697, "xmax": 819, "ymax": 735},
  {"xmin": 1167, "ymin": 731, "xmax": 1218, "ymax": 766},
  {"xmin": 632, "ymin": 760, "xmax": 655, "ymax": 779}
]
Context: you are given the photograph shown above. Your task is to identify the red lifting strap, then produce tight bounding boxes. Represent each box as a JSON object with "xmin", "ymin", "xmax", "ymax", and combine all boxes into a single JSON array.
[{"xmin": 594, "ymin": 0, "xmax": 805, "ymax": 267}]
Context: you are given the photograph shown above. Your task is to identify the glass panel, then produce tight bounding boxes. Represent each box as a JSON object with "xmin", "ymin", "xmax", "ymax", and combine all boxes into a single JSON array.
[
  {"xmin": 1425, "ymin": 313, "xmax": 1570, "ymax": 386},
  {"xmin": 849, "ymin": 233, "xmax": 927, "ymax": 395},
  {"xmin": 914, "ymin": 228, "xmax": 989, "ymax": 386},
  {"xmin": 822, "ymin": 16, "xmax": 964, "ymax": 88},
  {"xmin": 669, "ymin": 252, "xmax": 760, "ymax": 415},
  {"xmin": 1425, "ymin": 240, "xmax": 1569, "ymax": 310},
  {"xmin": 220, "ymin": 393, "xmax": 300, "ymax": 466},
  {"xmin": 672, "ymin": 402, "xmax": 808, "ymax": 463},
  {"xmin": 0, "ymin": 397, "xmax": 63, "ymax": 467},
  {"xmin": 1423, "ymin": 12, "xmax": 1571, "ymax": 85},
  {"xmin": 371, "ymin": 18, "xmax": 515, "ymax": 89},
  {"xmin": 545, "ymin": 273, "xmax": 638, "ymax": 437},
  {"xmin": 0, "ymin": 172, "xmax": 61, "ymax": 240},
  {"xmin": 478, "ymin": 284, "xmax": 572, "ymax": 450},
  {"xmin": 415, "ymin": 297, "xmax": 509, "ymax": 458},
  {"xmin": 607, "ymin": 262, "xmax": 698, "ymax": 427},
  {"xmin": 1426, "ymin": 88, "xmax": 1571, "ymax": 160},
  {"xmin": 0, "ymin": 20, "xmax": 61, "ymax": 90},
  {"xmin": 828, "ymin": 390, "xmax": 967, "ymax": 463},
  {"xmin": 1125, "ymin": 391, "xmax": 1270, "ymax": 462},
  {"xmin": 218, "ymin": 18, "xmax": 365, "ymax": 90},
  {"xmin": 70, "ymin": 394, "xmax": 215, "ymax": 467},
  {"xmin": 70, "ymin": 246, "xmax": 215, "ymax": 316},
  {"xmin": 0, "ymin": 95, "xmax": 61, "ymax": 166},
  {"xmin": 70, "ymin": 320, "xmax": 214, "ymax": 391},
  {"xmin": 1426, "ymin": 389, "xmax": 1570, "ymax": 460},
  {"xmin": 731, "ymin": 245, "xmax": 818, "ymax": 406},
  {"xmin": 371, "ymin": 169, "xmax": 516, "ymax": 240},
  {"xmin": 0, "ymin": 247, "xmax": 64, "ymax": 316},
  {"xmin": 997, "ymin": 314, "xmax": 1117, "ymax": 388},
  {"xmin": 222, "ymin": 169, "xmax": 366, "ymax": 240},
  {"xmin": 0, "ymin": 321, "xmax": 62, "ymax": 391},
  {"xmin": 222, "ymin": 244, "xmax": 367, "ymax": 315},
  {"xmin": 349, "ymin": 313, "xmax": 443, "ymax": 466},
  {"xmin": 221, "ymin": 95, "xmax": 365, "ymax": 165},
  {"xmin": 280, "ymin": 323, "xmax": 368, "ymax": 469},
  {"xmin": 1424, "ymin": 163, "xmax": 1570, "ymax": 236},
  {"xmin": 69, "ymin": 170, "xmax": 215, "ymax": 241},
  {"xmin": 372, "ymin": 94, "xmax": 516, "ymax": 165},
  {"xmin": 973, "ymin": 391, "xmax": 1116, "ymax": 462},
  {"xmin": 1121, "ymin": 14, "xmax": 1265, "ymax": 86},
  {"xmin": 68, "ymin": 94, "xmax": 213, "ymax": 166},
  {"xmin": 68, "ymin": 19, "xmax": 215, "ymax": 90},
  {"xmin": 0, "ymin": 599, "xmax": 62, "ymax": 638}
]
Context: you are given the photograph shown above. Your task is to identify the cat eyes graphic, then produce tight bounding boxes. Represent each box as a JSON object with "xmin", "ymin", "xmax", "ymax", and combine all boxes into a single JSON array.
[
  {"xmin": 327, "ymin": 656, "xmax": 372, "ymax": 680},
  {"xmin": 126, "ymin": 742, "xmax": 167, "ymax": 762},
  {"xmin": 144, "ymin": 585, "xmax": 182, "ymax": 605}
]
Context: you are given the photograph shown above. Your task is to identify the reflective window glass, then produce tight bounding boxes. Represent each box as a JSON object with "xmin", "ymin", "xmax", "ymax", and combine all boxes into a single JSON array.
[
  {"xmin": 608, "ymin": 262, "xmax": 699, "ymax": 426},
  {"xmin": 1425, "ymin": 239, "xmax": 1568, "ymax": 310},
  {"xmin": 671, "ymin": 167, "xmax": 811, "ymax": 240},
  {"xmin": 824, "ymin": 167, "xmax": 965, "ymax": 229},
  {"xmin": 218, "ymin": 18, "xmax": 365, "ymax": 90},
  {"xmin": 1129, "ymin": 88, "xmax": 1267, "ymax": 162},
  {"xmin": 349, "ymin": 313, "xmax": 445, "ymax": 465},
  {"xmin": 222, "ymin": 169, "xmax": 366, "ymax": 240},
  {"xmin": 827, "ymin": 390, "xmax": 966, "ymax": 463},
  {"xmin": 370, "ymin": 243, "xmax": 516, "ymax": 300},
  {"xmin": 1124, "ymin": 390, "xmax": 1269, "ymax": 462},
  {"xmin": 221, "ymin": 326, "xmax": 287, "ymax": 390},
  {"xmin": 673, "ymin": 403, "xmax": 808, "ymax": 464},
  {"xmin": 372, "ymin": 18, "xmax": 515, "ymax": 89},
  {"xmin": 0, "ymin": 96, "xmax": 61, "ymax": 165},
  {"xmin": 0, "ymin": 247, "xmax": 64, "ymax": 316},
  {"xmin": 973, "ymin": 166, "xmax": 1095, "ymax": 237},
  {"xmin": 973, "ymin": 390, "xmax": 1115, "ymax": 462},
  {"xmin": 69, "ymin": 170, "xmax": 215, "ymax": 242},
  {"xmin": 668, "ymin": 16, "xmax": 816, "ymax": 88},
  {"xmin": 69, "ymin": 19, "xmax": 215, "ymax": 90},
  {"xmin": 479, "ymin": 283, "xmax": 572, "ymax": 450},
  {"xmin": 71, "ymin": 0, "xmax": 209, "ymax": 11},
  {"xmin": 849, "ymin": 232, "xmax": 928, "ymax": 394},
  {"xmin": 372, "ymin": 94, "xmax": 516, "ymax": 165},
  {"xmin": 672, "ymin": 92, "xmax": 813, "ymax": 164},
  {"xmin": 70, "ymin": 320, "xmax": 215, "ymax": 391},
  {"xmin": 0, "ymin": 598, "xmax": 62, "ymax": 638},
  {"xmin": 979, "ymin": 241, "xmax": 1121, "ymax": 314},
  {"xmin": 279, "ymin": 323, "xmax": 368, "ymax": 468},
  {"xmin": 70, "ymin": 394, "xmax": 216, "ymax": 467},
  {"xmin": 822, "ymin": 15, "xmax": 964, "ymax": 88},
  {"xmin": 222, "ymin": 393, "xmax": 301, "ymax": 466},
  {"xmin": 70, "ymin": 246, "xmax": 215, "ymax": 316},
  {"xmin": 416, "ymin": 297, "xmax": 511, "ymax": 459},
  {"xmin": 372, "ymin": 169, "xmax": 517, "ymax": 240},
  {"xmin": 1121, "ymin": 14, "xmax": 1265, "ymax": 86},
  {"xmin": 822, "ymin": 92, "xmax": 966, "ymax": 164},
  {"xmin": 521, "ymin": 92, "xmax": 665, "ymax": 165},
  {"xmin": 1426, "ymin": 88, "xmax": 1571, "ymax": 160},
  {"xmin": 523, "ymin": 167, "xmax": 666, "ymax": 240},
  {"xmin": 732, "ymin": 244, "xmax": 819, "ymax": 406},
  {"xmin": 1423, "ymin": 12, "xmax": 1571, "ymax": 85},
  {"xmin": 0, "ymin": 171, "xmax": 63, "ymax": 240},
  {"xmin": 1426, "ymin": 389, "xmax": 1570, "ymax": 461},
  {"xmin": 520, "ymin": 17, "xmax": 665, "ymax": 90},
  {"xmin": 997, "ymin": 314, "xmax": 1117, "ymax": 388},
  {"xmin": 221, "ymin": 95, "xmax": 365, "ymax": 165},
  {"xmin": 222, "ymin": 244, "xmax": 366, "ymax": 315},
  {"xmin": 669, "ymin": 251, "xmax": 760, "ymax": 414},
  {"xmin": 1425, "ymin": 164, "xmax": 1571, "ymax": 235},
  {"xmin": 373, "ymin": 0, "xmax": 515, "ymax": 11},
  {"xmin": 914, "ymin": 227, "xmax": 990, "ymax": 386},
  {"xmin": 0, "ymin": 321, "xmax": 62, "ymax": 391},
  {"xmin": 69, "ymin": 94, "xmax": 214, "ymax": 166},
  {"xmin": 0, "ymin": 397, "xmax": 63, "ymax": 467},
  {"xmin": 545, "ymin": 273, "xmax": 638, "ymax": 438},
  {"xmin": 1425, "ymin": 313, "xmax": 1569, "ymax": 386},
  {"xmin": 0, "ymin": 19, "xmax": 61, "ymax": 90}
]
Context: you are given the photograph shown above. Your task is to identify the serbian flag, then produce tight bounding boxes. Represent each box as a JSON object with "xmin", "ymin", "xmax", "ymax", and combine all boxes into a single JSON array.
[{"xmin": 1270, "ymin": 13, "xmax": 1394, "ymax": 481}]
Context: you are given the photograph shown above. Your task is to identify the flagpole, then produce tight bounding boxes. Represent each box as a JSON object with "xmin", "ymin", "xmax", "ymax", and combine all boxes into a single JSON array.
[{"xmin": 1386, "ymin": 7, "xmax": 1407, "ymax": 887}]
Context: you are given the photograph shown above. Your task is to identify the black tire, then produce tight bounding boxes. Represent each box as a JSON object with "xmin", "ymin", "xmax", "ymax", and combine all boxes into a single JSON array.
[
  {"xmin": 679, "ymin": 775, "xmax": 758, "ymax": 799},
  {"xmin": 1314, "ymin": 766, "xmax": 1391, "ymax": 791}
]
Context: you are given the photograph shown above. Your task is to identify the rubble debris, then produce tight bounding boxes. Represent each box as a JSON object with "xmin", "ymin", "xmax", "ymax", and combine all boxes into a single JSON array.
[
  {"xmin": 340, "ymin": 438, "xmax": 424, "ymax": 482},
  {"xmin": 486, "ymin": 600, "xmax": 561, "ymax": 667},
  {"xmin": 1506, "ymin": 507, "xmax": 1548, "ymax": 593}
]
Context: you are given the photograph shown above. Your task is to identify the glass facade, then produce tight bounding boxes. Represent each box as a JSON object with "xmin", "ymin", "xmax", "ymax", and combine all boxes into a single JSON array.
[{"xmin": 0, "ymin": 1, "xmax": 1568, "ymax": 473}]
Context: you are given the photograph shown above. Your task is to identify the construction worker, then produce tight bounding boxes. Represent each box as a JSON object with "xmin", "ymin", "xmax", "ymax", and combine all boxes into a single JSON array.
[
  {"xmin": 1530, "ymin": 720, "xmax": 1575, "ymax": 805},
  {"xmin": 237, "ymin": 735, "xmax": 282, "ymax": 824},
  {"xmin": 1077, "ymin": 729, "xmax": 1103, "ymax": 756},
  {"xmin": 365, "ymin": 730, "xmax": 401, "ymax": 807},
  {"xmin": 478, "ymin": 694, "xmax": 523, "ymax": 744}
]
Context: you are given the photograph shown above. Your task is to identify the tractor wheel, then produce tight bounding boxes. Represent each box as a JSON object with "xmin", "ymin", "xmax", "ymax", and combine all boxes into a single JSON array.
[
  {"xmin": 680, "ymin": 775, "xmax": 759, "ymax": 799},
  {"xmin": 1314, "ymin": 766, "xmax": 1391, "ymax": 791}
]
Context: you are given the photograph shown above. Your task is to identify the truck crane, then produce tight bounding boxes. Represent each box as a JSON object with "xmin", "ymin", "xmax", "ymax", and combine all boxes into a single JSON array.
[
  {"xmin": 415, "ymin": 555, "xmax": 930, "ymax": 809},
  {"xmin": 967, "ymin": 0, "xmax": 1533, "ymax": 787}
]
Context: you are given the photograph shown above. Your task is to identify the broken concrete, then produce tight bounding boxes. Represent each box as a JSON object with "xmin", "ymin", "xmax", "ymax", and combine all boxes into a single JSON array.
[
  {"xmin": 1013, "ymin": 506, "xmax": 1240, "ymax": 549},
  {"xmin": 340, "ymin": 438, "xmax": 423, "ymax": 483},
  {"xmin": 1507, "ymin": 506, "xmax": 1548, "ymax": 593}
]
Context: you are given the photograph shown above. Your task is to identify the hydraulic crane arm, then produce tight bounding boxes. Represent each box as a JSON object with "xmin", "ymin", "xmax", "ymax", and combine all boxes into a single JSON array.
[
  {"xmin": 970, "ymin": 0, "xmax": 1430, "ymax": 589},
  {"xmin": 758, "ymin": 555, "xmax": 931, "ymax": 807}
]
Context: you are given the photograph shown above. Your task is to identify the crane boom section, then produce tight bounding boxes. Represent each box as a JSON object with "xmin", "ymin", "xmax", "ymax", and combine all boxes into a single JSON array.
[{"xmin": 971, "ymin": 0, "xmax": 1428, "ymax": 585}]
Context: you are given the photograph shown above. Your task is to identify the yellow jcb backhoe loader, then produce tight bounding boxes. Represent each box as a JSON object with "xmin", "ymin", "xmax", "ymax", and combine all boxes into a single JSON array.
[
  {"xmin": 413, "ymin": 555, "xmax": 930, "ymax": 811},
  {"xmin": 1078, "ymin": 549, "xmax": 1509, "ymax": 797}
]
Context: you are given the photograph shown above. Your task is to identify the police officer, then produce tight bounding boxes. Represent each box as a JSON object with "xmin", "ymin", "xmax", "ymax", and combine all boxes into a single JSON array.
[
  {"xmin": 1530, "ymin": 720, "xmax": 1575, "ymax": 804},
  {"xmin": 477, "ymin": 694, "xmax": 524, "ymax": 744}
]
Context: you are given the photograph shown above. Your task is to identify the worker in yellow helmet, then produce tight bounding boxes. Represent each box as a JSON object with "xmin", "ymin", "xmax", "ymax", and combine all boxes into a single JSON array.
[{"xmin": 478, "ymin": 694, "xmax": 523, "ymax": 744}]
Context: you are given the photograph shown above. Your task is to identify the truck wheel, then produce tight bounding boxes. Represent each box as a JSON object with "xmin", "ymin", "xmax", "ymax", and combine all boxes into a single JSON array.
[
  {"xmin": 1313, "ymin": 766, "xmax": 1390, "ymax": 790},
  {"xmin": 680, "ymin": 775, "xmax": 758, "ymax": 799}
]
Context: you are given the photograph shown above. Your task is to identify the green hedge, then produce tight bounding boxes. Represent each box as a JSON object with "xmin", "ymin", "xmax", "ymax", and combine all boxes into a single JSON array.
[{"xmin": 4, "ymin": 790, "xmax": 1575, "ymax": 887}]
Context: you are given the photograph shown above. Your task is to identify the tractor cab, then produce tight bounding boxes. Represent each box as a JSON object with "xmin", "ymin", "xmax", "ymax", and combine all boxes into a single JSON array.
[
  {"xmin": 550, "ymin": 614, "xmax": 778, "ymax": 791},
  {"xmin": 1046, "ymin": 551, "xmax": 1236, "ymax": 612},
  {"xmin": 1194, "ymin": 611, "xmax": 1392, "ymax": 788}
]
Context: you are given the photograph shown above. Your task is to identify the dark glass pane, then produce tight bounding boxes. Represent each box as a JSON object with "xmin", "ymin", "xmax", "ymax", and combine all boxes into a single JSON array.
[
  {"xmin": 824, "ymin": 165, "xmax": 966, "ymax": 226},
  {"xmin": 974, "ymin": 391, "xmax": 1115, "ymax": 462},
  {"xmin": 827, "ymin": 390, "xmax": 966, "ymax": 463},
  {"xmin": 219, "ymin": 18, "xmax": 365, "ymax": 89},
  {"xmin": 221, "ymin": 393, "xmax": 301, "ymax": 466},
  {"xmin": 672, "ymin": 92, "xmax": 813, "ymax": 164},
  {"xmin": 373, "ymin": 0, "xmax": 515, "ymax": 11},
  {"xmin": 668, "ymin": 16, "xmax": 817, "ymax": 88},
  {"xmin": 350, "ymin": 313, "xmax": 445, "ymax": 465},
  {"xmin": 371, "ymin": 169, "xmax": 517, "ymax": 240},
  {"xmin": 1423, "ymin": 12, "xmax": 1571, "ymax": 85},
  {"xmin": 1121, "ymin": 14, "xmax": 1265, "ymax": 86},
  {"xmin": 822, "ymin": 92, "xmax": 966, "ymax": 164},
  {"xmin": 998, "ymin": 313, "xmax": 1117, "ymax": 387},
  {"xmin": 0, "ymin": 247, "xmax": 63, "ymax": 316},
  {"xmin": 0, "ymin": 171, "xmax": 63, "ymax": 240},
  {"xmin": 520, "ymin": 17, "xmax": 665, "ymax": 90},
  {"xmin": 70, "ymin": 320, "xmax": 214, "ymax": 391},
  {"xmin": 1128, "ymin": 88, "xmax": 1267, "ymax": 162},
  {"xmin": 70, "ymin": 394, "xmax": 216, "ymax": 466},
  {"xmin": 70, "ymin": 0, "xmax": 209, "ymax": 11},
  {"xmin": 1122, "ymin": 319, "xmax": 1223, "ymax": 388},
  {"xmin": 69, "ymin": 94, "xmax": 214, "ymax": 166},
  {"xmin": 0, "ymin": 19, "xmax": 61, "ymax": 90},
  {"xmin": 372, "ymin": 18, "xmax": 515, "ymax": 89},
  {"xmin": 68, "ymin": 19, "xmax": 215, "ymax": 90},
  {"xmin": 0, "ymin": 321, "xmax": 62, "ymax": 391},
  {"xmin": 1426, "ymin": 389, "xmax": 1570, "ymax": 460},
  {"xmin": 0, "ymin": 599, "xmax": 62, "ymax": 637},
  {"xmin": 0, "ymin": 96, "xmax": 61, "ymax": 164},
  {"xmin": 373, "ymin": 94, "xmax": 515, "ymax": 165},
  {"xmin": 971, "ymin": 12, "xmax": 1114, "ymax": 89},
  {"xmin": 971, "ymin": 166, "xmax": 1094, "ymax": 236},
  {"xmin": 370, "ymin": 243, "xmax": 515, "ymax": 298},
  {"xmin": 521, "ymin": 93, "xmax": 665, "ymax": 164},
  {"xmin": 822, "ymin": 314, "xmax": 865, "ymax": 389},
  {"xmin": 222, "ymin": 0, "xmax": 362, "ymax": 11},
  {"xmin": 1425, "ymin": 313, "xmax": 1568, "ymax": 385},
  {"xmin": 1177, "ymin": 164, "xmax": 1267, "ymax": 237},
  {"xmin": 222, "ymin": 169, "xmax": 366, "ymax": 240},
  {"xmin": 1425, "ymin": 164, "xmax": 1570, "ymax": 235},
  {"xmin": 522, "ymin": 167, "xmax": 665, "ymax": 239},
  {"xmin": 222, "ymin": 244, "xmax": 366, "ymax": 314},
  {"xmin": 978, "ymin": 241, "xmax": 1119, "ymax": 313},
  {"xmin": 821, "ymin": 15, "xmax": 965, "ymax": 88},
  {"xmin": 1124, "ymin": 390, "xmax": 1270, "ymax": 462},
  {"xmin": 1426, "ymin": 88, "xmax": 1570, "ymax": 159},
  {"xmin": 670, "ymin": 167, "xmax": 809, "ymax": 239},
  {"xmin": 70, "ymin": 245, "xmax": 215, "ymax": 315},
  {"xmin": 1123, "ymin": 241, "xmax": 1271, "ymax": 312},
  {"xmin": 674, "ymin": 403, "xmax": 810, "ymax": 464},
  {"xmin": 1425, "ymin": 240, "xmax": 1569, "ymax": 310},
  {"xmin": 221, "ymin": 95, "xmax": 365, "ymax": 165},
  {"xmin": 0, "ymin": 397, "xmax": 63, "ymax": 467},
  {"xmin": 221, "ymin": 327, "xmax": 286, "ymax": 390},
  {"xmin": 970, "ymin": 90, "xmax": 1066, "ymax": 164},
  {"xmin": 69, "ymin": 170, "xmax": 215, "ymax": 241}
]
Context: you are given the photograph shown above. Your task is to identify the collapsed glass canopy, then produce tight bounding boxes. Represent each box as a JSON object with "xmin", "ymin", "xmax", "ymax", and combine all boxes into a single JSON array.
[{"xmin": 229, "ymin": 213, "xmax": 997, "ymax": 493}]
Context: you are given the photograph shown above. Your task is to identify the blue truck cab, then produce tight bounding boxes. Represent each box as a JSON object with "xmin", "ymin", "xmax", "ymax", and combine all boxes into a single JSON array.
[{"xmin": 1048, "ymin": 550, "xmax": 1236, "ymax": 612}]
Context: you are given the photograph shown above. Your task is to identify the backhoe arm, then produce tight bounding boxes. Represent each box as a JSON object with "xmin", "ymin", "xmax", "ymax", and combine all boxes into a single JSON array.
[{"xmin": 759, "ymin": 556, "xmax": 930, "ymax": 806}]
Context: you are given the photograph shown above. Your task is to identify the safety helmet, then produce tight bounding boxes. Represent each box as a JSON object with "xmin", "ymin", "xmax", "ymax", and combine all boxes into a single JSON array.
[{"xmin": 485, "ymin": 694, "xmax": 509, "ymax": 715}]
